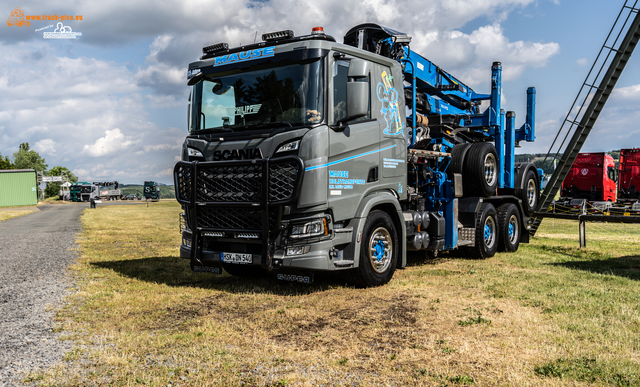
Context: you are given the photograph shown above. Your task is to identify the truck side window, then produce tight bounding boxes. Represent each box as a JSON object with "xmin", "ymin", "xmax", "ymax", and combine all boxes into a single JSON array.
[
  {"xmin": 608, "ymin": 166, "xmax": 617, "ymax": 181},
  {"xmin": 333, "ymin": 61, "xmax": 349, "ymax": 124},
  {"xmin": 333, "ymin": 60, "xmax": 370, "ymax": 125}
]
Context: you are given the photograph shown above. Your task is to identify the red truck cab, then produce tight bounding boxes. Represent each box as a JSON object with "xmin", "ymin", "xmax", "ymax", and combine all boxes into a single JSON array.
[
  {"xmin": 618, "ymin": 148, "xmax": 640, "ymax": 203},
  {"xmin": 561, "ymin": 152, "xmax": 617, "ymax": 202}
]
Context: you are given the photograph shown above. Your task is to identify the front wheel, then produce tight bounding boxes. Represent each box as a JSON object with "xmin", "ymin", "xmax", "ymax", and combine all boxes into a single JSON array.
[
  {"xmin": 350, "ymin": 210, "xmax": 398, "ymax": 287},
  {"xmin": 464, "ymin": 203, "xmax": 498, "ymax": 259}
]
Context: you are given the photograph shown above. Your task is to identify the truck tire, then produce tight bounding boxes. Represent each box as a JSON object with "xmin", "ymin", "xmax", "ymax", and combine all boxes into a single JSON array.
[
  {"xmin": 464, "ymin": 203, "xmax": 498, "ymax": 259},
  {"xmin": 464, "ymin": 142, "xmax": 498, "ymax": 197},
  {"xmin": 515, "ymin": 166, "xmax": 540, "ymax": 216},
  {"xmin": 222, "ymin": 264, "xmax": 266, "ymax": 277},
  {"xmin": 519, "ymin": 168, "xmax": 539, "ymax": 215},
  {"xmin": 451, "ymin": 143, "xmax": 472, "ymax": 175},
  {"xmin": 351, "ymin": 210, "xmax": 398, "ymax": 287},
  {"xmin": 497, "ymin": 203, "xmax": 520, "ymax": 252}
]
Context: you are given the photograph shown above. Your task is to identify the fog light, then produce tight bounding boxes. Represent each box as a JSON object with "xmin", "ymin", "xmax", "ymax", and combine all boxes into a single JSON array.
[
  {"xmin": 203, "ymin": 231, "xmax": 224, "ymax": 237},
  {"xmin": 183, "ymin": 238, "xmax": 192, "ymax": 247},
  {"xmin": 235, "ymin": 232, "xmax": 260, "ymax": 239}
]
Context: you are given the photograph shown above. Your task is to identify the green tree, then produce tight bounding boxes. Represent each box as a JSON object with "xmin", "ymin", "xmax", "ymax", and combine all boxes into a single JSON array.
[
  {"xmin": 0, "ymin": 152, "xmax": 14, "ymax": 169},
  {"xmin": 13, "ymin": 142, "xmax": 47, "ymax": 172},
  {"xmin": 44, "ymin": 166, "xmax": 78, "ymax": 199}
]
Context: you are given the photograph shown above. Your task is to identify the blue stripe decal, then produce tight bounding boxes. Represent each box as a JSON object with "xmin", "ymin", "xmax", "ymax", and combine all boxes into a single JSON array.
[{"xmin": 304, "ymin": 144, "xmax": 398, "ymax": 171}]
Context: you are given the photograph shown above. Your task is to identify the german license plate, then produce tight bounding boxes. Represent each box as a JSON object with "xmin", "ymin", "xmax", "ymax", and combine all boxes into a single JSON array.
[{"xmin": 221, "ymin": 252, "xmax": 252, "ymax": 264}]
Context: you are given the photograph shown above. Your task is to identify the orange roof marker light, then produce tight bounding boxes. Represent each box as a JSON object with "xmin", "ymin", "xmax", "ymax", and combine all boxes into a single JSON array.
[{"xmin": 311, "ymin": 27, "xmax": 325, "ymax": 35}]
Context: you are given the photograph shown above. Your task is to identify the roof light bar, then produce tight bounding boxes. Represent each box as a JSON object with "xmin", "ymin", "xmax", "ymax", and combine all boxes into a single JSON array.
[
  {"xmin": 202, "ymin": 42, "xmax": 229, "ymax": 54},
  {"xmin": 262, "ymin": 30, "xmax": 294, "ymax": 42}
]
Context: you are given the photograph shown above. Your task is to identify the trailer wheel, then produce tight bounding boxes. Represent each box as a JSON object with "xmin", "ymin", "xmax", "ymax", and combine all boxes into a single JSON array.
[
  {"xmin": 451, "ymin": 143, "xmax": 472, "ymax": 175},
  {"xmin": 464, "ymin": 142, "xmax": 498, "ymax": 197},
  {"xmin": 351, "ymin": 210, "xmax": 398, "ymax": 287},
  {"xmin": 519, "ymin": 168, "xmax": 539, "ymax": 215},
  {"xmin": 465, "ymin": 203, "xmax": 498, "ymax": 259},
  {"xmin": 497, "ymin": 203, "xmax": 520, "ymax": 252}
]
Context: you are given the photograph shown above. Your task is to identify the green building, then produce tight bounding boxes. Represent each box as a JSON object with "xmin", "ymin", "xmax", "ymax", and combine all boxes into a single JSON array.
[{"xmin": 0, "ymin": 169, "xmax": 38, "ymax": 207}]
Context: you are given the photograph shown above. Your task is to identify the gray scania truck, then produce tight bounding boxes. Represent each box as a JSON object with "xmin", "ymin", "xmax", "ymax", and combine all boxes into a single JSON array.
[{"xmin": 174, "ymin": 24, "xmax": 540, "ymax": 287}]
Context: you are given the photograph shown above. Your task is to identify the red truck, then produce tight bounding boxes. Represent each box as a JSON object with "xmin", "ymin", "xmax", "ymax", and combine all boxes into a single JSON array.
[
  {"xmin": 618, "ymin": 148, "xmax": 640, "ymax": 203},
  {"xmin": 560, "ymin": 152, "xmax": 617, "ymax": 202}
]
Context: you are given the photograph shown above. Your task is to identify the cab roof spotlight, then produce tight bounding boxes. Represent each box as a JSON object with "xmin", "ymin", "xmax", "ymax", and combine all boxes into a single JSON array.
[
  {"xmin": 202, "ymin": 42, "xmax": 229, "ymax": 54},
  {"xmin": 262, "ymin": 30, "xmax": 294, "ymax": 42}
]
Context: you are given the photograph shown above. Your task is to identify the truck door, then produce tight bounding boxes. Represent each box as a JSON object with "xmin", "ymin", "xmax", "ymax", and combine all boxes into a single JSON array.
[
  {"xmin": 328, "ymin": 56, "xmax": 378, "ymax": 220},
  {"xmin": 376, "ymin": 65, "xmax": 407, "ymax": 196}
]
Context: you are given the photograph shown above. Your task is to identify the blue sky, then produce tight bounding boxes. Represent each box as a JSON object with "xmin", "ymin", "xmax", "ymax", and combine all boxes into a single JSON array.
[{"xmin": 1, "ymin": 0, "xmax": 639, "ymax": 185}]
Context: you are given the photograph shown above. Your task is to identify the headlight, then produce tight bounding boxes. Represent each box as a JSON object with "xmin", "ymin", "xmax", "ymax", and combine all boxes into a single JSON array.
[
  {"xmin": 180, "ymin": 212, "xmax": 191, "ymax": 234},
  {"xmin": 187, "ymin": 147, "xmax": 204, "ymax": 158},
  {"xmin": 276, "ymin": 140, "xmax": 300, "ymax": 154},
  {"xmin": 289, "ymin": 218, "xmax": 328, "ymax": 239}
]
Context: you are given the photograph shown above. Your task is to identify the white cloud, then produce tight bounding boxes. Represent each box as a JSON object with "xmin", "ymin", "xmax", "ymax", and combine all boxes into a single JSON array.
[
  {"xmin": 576, "ymin": 57, "xmax": 589, "ymax": 66},
  {"xmin": 34, "ymin": 139, "xmax": 57, "ymax": 156},
  {"xmin": 0, "ymin": 0, "xmax": 583, "ymax": 184},
  {"xmin": 415, "ymin": 24, "xmax": 559, "ymax": 87},
  {"xmin": 83, "ymin": 128, "xmax": 135, "ymax": 157}
]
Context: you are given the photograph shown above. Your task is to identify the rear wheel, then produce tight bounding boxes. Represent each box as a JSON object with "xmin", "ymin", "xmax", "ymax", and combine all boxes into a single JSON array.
[
  {"xmin": 464, "ymin": 142, "xmax": 498, "ymax": 197},
  {"xmin": 464, "ymin": 203, "xmax": 498, "ymax": 259},
  {"xmin": 518, "ymin": 168, "xmax": 539, "ymax": 215},
  {"xmin": 497, "ymin": 203, "xmax": 521, "ymax": 252},
  {"xmin": 350, "ymin": 210, "xmax": 398, "ymax": 287}
]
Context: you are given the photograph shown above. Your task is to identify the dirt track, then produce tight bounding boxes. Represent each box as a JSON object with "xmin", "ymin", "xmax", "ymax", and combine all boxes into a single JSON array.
[{"xmin": 0, "ymin": 204, "xmax": 86, "ymax": 386}]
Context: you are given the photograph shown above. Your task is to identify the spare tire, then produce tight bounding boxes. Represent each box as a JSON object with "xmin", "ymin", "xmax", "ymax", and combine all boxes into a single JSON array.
[{"xmin": 463, "ymin": 142, "xmax": 498, "ymax": 197}]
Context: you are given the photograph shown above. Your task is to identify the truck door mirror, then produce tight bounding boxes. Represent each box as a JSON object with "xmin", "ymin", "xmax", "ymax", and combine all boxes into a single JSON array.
[
  {"xmin": 348, "ymin": 59, "xmax": 369, "ymax": 78},
  {"xmin": 345, "ymin": 82, "xmax": 369, "ymax": 121}
]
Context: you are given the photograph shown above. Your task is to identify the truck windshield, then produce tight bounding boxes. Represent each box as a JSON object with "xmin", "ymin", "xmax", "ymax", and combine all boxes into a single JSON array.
[{"xmin": 190, "ymin": 59, "xmax": 323, "ymax": 133}]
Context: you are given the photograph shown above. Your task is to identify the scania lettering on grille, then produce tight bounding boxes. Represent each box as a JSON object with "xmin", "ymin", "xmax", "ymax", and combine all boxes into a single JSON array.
[
  {"xmin": 213, "ymin": 148, "xmax": 263, "ymax": 161},
  {"xmin": 214, "ymin": 47, "xmax": 275, "ymax": 67}
]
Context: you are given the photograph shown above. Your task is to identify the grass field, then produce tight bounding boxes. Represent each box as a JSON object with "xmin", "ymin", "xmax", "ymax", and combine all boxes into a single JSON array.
[
  {"xmin": 30, "ymin": 202, "xmax": 640, "ymax": 386},
  {"xmin": 0, "ymin": 207, "xmax": 37, "ymax": 222}
]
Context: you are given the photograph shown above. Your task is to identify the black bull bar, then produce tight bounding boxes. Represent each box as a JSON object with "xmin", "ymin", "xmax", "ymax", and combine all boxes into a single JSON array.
[{"xmin": 173, "ymin": 156, "xmax": 305, "ymax": 269}]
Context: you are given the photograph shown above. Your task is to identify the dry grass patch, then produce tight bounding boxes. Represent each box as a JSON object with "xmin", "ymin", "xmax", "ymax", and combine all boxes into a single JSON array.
[
  {"xmin": 33, "ymin": 204, "xmax": 640, "ymax": 386},
  {"xmin": 0, "ymin": 208, "xmax": 37, "ymax": 221}
]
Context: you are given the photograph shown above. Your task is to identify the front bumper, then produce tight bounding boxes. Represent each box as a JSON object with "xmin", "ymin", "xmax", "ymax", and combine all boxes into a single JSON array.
[{"xmin": 174, "ymin": 156, "xmax": 306, "ymax": 269}]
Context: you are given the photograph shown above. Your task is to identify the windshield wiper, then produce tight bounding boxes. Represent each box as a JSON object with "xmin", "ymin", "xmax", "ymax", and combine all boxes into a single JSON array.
[
  {"xmin": 232, "ymin": 121, "xmax": 293, "ymax": 132},
  {"xmin": 195, "ymin": 127, "xmax": 235, "ymax": 135}
]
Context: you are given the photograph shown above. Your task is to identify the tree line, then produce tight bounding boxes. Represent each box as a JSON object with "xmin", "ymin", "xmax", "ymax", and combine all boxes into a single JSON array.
[{"xmin": 1, "ymin": 142, "xmax": 77, "ymax": 199}]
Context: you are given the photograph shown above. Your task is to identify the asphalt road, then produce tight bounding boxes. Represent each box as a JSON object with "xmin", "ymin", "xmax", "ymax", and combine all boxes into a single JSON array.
[{"xmin": 0, "ymin": 204, "xmax": 87, "ymax": 386}]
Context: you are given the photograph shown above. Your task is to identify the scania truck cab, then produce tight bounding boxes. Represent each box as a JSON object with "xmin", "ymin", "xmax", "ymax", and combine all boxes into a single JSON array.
[{"xmin": 175, "ymin": 25, "xmax": 539, "ymax": 286}]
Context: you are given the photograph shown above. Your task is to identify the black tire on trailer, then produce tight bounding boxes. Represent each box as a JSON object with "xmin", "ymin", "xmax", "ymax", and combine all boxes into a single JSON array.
[
  {"xmin": 463, "ymin": 142, "xmax": 498, "ymax": 197},
  {"xmin": 350, "ymin": 210, "xmax": 398, "ymax": 287},
  {"xmin": 464, "ymin": 203, "xmax": 499, "ymax": 259},
  {"xmin": 518, "ymin": 168, "xmax": 539, "ymax": 215},
  {"xmin": 497, "ymin": 203, "xmax": 521, "ymax": 252},
  {"xmin": 450, "ymin": 143, "xmax": 472, "ymax": 175},
  {"xmin": 222, "ymin": 264, "xmax": 267, "ymax": 277}
]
